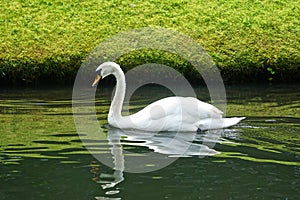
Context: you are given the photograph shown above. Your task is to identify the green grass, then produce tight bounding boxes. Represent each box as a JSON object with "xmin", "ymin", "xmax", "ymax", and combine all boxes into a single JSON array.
[{"xmin": 0, "ymin": 0, "xmax": 299, "ymax": 85}]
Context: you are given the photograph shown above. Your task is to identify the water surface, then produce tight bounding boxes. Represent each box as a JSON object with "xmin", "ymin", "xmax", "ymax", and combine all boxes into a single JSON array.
[{"xmin": 0, "ymin": 84, "xmax": 299, "ymax": 199}]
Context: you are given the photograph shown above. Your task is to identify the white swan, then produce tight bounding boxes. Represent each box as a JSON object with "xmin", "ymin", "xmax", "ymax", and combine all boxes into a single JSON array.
[{"xmin": 92, "ymin": 62, "xmax": 245, "ymax": 132}]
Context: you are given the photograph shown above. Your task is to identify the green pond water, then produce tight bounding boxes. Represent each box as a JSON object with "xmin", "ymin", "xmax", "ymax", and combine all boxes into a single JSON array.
[{"xmin": 0, "ymin": 84, "xmax": 299, "ymax": 199}]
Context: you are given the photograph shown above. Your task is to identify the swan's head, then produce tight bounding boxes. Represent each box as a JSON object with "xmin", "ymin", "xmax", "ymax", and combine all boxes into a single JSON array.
[{"xmin": 92, "ymin": 62, "xmax": 121, "ymax": 87}]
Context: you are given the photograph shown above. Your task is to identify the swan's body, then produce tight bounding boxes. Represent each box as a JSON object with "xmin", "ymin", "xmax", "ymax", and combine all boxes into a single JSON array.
[{"xmin": 93, "ymin": 62, "xmax": 245, "ymax": 132}]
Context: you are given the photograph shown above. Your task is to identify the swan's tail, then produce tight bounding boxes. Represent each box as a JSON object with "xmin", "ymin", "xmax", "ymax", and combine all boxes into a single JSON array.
[
  {"xmin": 222, "ymin": 117, "xmax": 246, "ymax": 128},
  {"xmin": 198, "ymin": 117, "xmax": 246, "ymax": 130}
]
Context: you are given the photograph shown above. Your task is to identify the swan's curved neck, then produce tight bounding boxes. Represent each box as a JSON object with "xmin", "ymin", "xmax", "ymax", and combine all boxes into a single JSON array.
[{"xmin": 109, "ymin": 67, "xmax": 126, "ymax": 120}]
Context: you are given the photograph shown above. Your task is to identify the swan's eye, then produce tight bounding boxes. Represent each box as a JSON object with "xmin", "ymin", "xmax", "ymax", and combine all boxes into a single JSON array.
[{"xmin": 95, "ymin": 68, "xmax": 102, "ymax": 76}]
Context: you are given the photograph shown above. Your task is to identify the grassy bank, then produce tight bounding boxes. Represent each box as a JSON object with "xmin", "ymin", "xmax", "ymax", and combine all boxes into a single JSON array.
[{"xmin": 0, "ymin": 0, "xmax": 299, "ymax": 85}]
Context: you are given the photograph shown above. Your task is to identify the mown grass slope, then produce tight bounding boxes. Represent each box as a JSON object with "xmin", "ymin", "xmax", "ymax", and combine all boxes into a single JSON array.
[{"xmin": 0, "ymin": 0, "xmax": 299, "ymax": 85}]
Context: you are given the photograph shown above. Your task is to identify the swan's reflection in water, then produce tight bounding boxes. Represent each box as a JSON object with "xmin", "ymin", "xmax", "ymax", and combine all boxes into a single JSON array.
[
  {"xmin": 95, "ymin": 127, "xmax": 224, "ymax": 199},
  {"xmin": 108, "ymin": 127, "xmax": 221, "ymax": 157}
]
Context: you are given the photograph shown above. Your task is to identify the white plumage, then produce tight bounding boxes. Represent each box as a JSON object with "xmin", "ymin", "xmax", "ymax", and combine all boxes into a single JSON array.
[{"xmin": 92, "ymin": 62, "xmax": 245, "ymax": 132}]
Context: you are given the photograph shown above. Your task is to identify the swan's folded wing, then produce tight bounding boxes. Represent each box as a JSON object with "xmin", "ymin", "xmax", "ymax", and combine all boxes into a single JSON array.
[
  {"xmin": 179, "ymin": 97, "xmax": 223, "ymax": 119},
  {"xmin": 126, "ymin": 96, "xmax": 225, "ymax": 132},
  {"xmin": 132, "ymin": 96, "xmax": 224, "ymax": 121},
  {"xmin": 197, "ymin": 100, "xmax": 224, "ymax": 116}
]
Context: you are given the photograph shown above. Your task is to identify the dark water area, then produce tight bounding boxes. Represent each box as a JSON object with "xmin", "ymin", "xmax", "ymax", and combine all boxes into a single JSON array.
[{"xmin": 0, "ymin": 84, "xmax": 299, "ymax": 199}]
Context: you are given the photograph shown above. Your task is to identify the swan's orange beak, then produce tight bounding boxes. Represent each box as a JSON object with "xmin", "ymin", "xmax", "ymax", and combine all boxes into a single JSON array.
[{"xmin": 92, "ymin": 74, "xmax": 101, "ymax": 87}]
